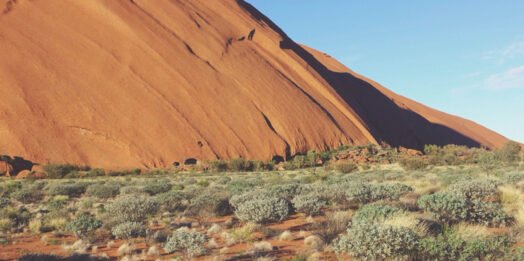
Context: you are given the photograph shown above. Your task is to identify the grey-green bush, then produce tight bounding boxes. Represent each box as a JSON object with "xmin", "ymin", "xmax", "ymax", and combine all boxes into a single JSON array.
[
  {"xmin": 155, "ymin": 191, "xmax": 186, "ymax": 213},
  {"xmin": 142, "ymin": 182, "xmax": 172, "ymax": 195},
  {"xmin": 163, "ymin": 229, "xmax": 208, "ymax": 258},
  {"xmin": 418, "ymin": 232, "xmax": 512, "ymax": 260},
  {"xmin": 86, "ymin": 185, "xmax": 120, "ymax": 199},
  {"xmin": 333, "ymin": 224, "xmax": 419, "ymax": 260},
  {"xmin": 43, "ymin": 164, "xmax": 90, "ymax": 179},
  {"xmin": 106, "ymin": 195, "xmax": 159, "ymax": 223},
  {"xmin": 0, "ymin": 198, "xmax": 9, "ymax": 208},
  {"xmin": 369, "ymin": 183, "xmax": 413, "ymax": 201},
  {"xmin": 47, "ymin": 183, "xmax": 88, "ymax": 198},
  {"xmin": 185, "ymin": 193, "xmax": 232, "ymax": 217},
  {"xmin": 344, "ymin": 183, "xmax": 373, "ymax": 205},
  {"xmin": 292, "ymin": 193, "xmax": 326, "ymax": 216},
  {"xmin": 352, "ymin": 204, "xmax": 403, "ymax": 225},
  {"xmin": 66, "ymin": 213, "xmax": 102, "ymax": 239},
  {"xmin": 417, "ymin": 193, "xmax": 469, "ymax": 224},
  {"xmin": 11, "ymin": 187, "xmax": 43, "ymax": 204},
  {"xmin": 418, "ymin": 193, "xmax": 512, "ymax": 226},
  {"xmin": 448, "ymin": 179, "xmax": 499, "ymax": 201},
  {"xmin": 234, "ymin": 197, "xmax": 290, "ymax": 224},
  {"xmin": 335, "ymin": 162, "xmax": 358, "ymax": 174},
  {"xmin": 399, "ymin": 157, "xmax": 429, "ymax": 171},
  {"xmin": 111, "ymin": 222, "xmax": 146, "ymax": 239}
]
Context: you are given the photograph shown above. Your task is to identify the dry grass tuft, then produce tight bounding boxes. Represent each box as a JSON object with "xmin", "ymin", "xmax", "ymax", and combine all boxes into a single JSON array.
[
  {"xmin": 278, "ymin": 230, "xmax": 294, "ymax": 241},
  {"xmin": 454, "ymin": 223, "xmax": 496, "ymax": 241},
  {"xmin": 252, "ymin": 241, "xmax": 273, "ymax": 253},
  {"xmin": 313, "ymin": 210, "xmax": 352, "ymax": 244},
  {"xmin": 207, "ymin": 223, "xmax": 223, "ymax": 235},
  {"xmin": 222, "ymin": 223, "xmax": 258, "ymax": 246},
  {"xmin": 304, "ymin": 235, "xmax": 324, "ymax": 252}
]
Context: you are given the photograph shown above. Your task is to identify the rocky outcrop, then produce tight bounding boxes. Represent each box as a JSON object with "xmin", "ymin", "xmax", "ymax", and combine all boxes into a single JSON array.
[{"xmin": 0, "ymin": 0, "xmax": 508, "ymax": 169}]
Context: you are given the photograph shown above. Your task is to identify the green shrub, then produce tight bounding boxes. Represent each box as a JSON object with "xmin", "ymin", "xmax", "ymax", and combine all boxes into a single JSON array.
[
  {"xmin": 107, "ymin": 169, "xmax": 141, "ymax": 176},
  {"xmin": 252, "ymin": 160, "xmax": 274, "ymax": 171},
  {"xmin": 352, "ymin": 204, "xmax": 403, "ymax": 225},
  {"xmin": 227, "ymin": 179, "xmax": 260, "ymax": 194},
  {"xmin": 164, "ymin": 229, "xmax": 208, "ymax": 258},
  {"xmin": 229, "ymin": 190, "xmax": 262, "ymax": 209},
  {"xmin": 85, "ymin": 168, "xmax": 105, "ymax": 177},
  {"xmin": 417, "ymin": 193, "xmax": 469, "ymax": 224},
  {"xmin": 11, "ymin": 187, "xmax": 43, "ymax": 203},
  {"xmin": 196, "ymin": 180, "xmax": 210, "ymax": 187},
  {"xmin": 461, "ymin": 236, "xmax": 511, "ymax": 260},
  {"xmin": 503, "ymin": 172, "xmax": 524, "ymax": 183},
  {"xmin": 448, "ymin": 179, "xmax": 499, "ymax": 201},
  {"xmin": 86, "ymin": 185, "xmax": 120, "ymax": 199},
  {"xmin": 418, "ymin": 193, "xmax": 512, "ymax": 226},
  {"xmin": 344, "ymin": 183, "xmax": 373, "ymax": 205},
  {"xmin": 0, "ymin": 198, "xmax": 9, "ymax": 208},
  {"xmin": 399, "ymin": 157, "xmax": 429, "ymax": 171},
  {"xmin": 208, "ymin": 160, "xmax": 228, "ymax": 172},
  {"xmin": 292, "ymin": 193, "xmax": 326, "ymax": 216},
  {"xmin": 47, "ymin": 183, "xmax": 88, "ymax": 198},
  {"xmin": 283, "ymin": 156, "xmax": 306, "ymax": 170},
  {"xmin": 106, "ymin": 195, "xmax": 159, "ymax": 223},
  {"xmin": 335, "ymin": 162, "xmax": 358, "ymax": 174},
  {"xmin": 155, "ymin": 191, "xmax": 186, "ymax": 213},
  {"xmin": 234, "ymin": 197, "xmax": 290, "ymax": 224},
  {"xmin": 468, "ymin": 200, "xmax": 513, "ymax": 226},
  {"xmin": 496, "ymin": 141, "xmax": 522, "ymax": 163},
  {"xmin": 424, "ymin": 144, "xmax": 471, "ymax": 165},
  {"xmin": 0, "ymin": 218, "xmax": 13, "ymax": 232},
  {"xmin": 215, "ymin": 176, "xmax": 232, "ymax": 185},
  {"xmin": 269, "ymin": 184, "xmax": 310, "ymax": 200},
  {"xmin": 185, "ymin": 193, "xmax": 232, "ymax": 218},
  {"xmin": 0, "ymin": 206, "xmax": 31, "ymax": 228},
  {"xmin": 418, "ymin": 232, "xmax": 512, "ymax": 260},
  {"xmin": 228, "ymin": 158, "xmax": 254, "ymax": 172},
  {"xmin": 47, "ymin": 196, "xmax": 69, "ymax": 211},
  {"xmin": 369, "ymin": 183, "xmax": 413, "ymax": 201},
  {"xmin": 142, "ymin": 182, "xmax": 172, "ymax": 195},
  {"xmin": 44, "ymin": 164, "xmax": 90, "ymax": 179},
  {"xmin": 478, "ymin": 151, "xmax": 498, "ymax": 173},
  {"xmin": 66, "ymin": 213, "xmax": 102, "ymax": 239},
  {"xmin": 333, "ymin": 224, "xmax": 419, "ymax": 260},
  {"xmin": 229, "ymin": 185, "xmax": 305, "ymax": 210},
  {"xmin": 119, "ymin": 186, "xmax": 141, "ymax": 195},
  {"xmin": 418, "ymin": 233, "xmax": 462, "ymax": 260},
  {"xmin": 111, "ymin": 222, "xmax": 146, "ymax": 239}
]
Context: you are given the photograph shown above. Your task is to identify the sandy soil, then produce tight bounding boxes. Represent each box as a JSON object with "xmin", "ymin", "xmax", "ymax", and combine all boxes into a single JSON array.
[{"xmin": 0, "ymin": 215, "xmax": 341, "ymax": 260}]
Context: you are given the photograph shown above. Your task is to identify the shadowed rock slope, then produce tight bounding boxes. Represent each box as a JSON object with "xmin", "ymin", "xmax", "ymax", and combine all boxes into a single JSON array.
[{"xmin": 0, "ymin": 0, "xmax": 508, "ymax": 168}]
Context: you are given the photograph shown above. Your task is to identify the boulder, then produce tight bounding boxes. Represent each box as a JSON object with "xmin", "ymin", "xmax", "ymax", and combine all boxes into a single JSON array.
[
  {"xmin": 16, "ymin": 170, "xmax": 32, "ymax": 179},
  {"xmin": 0, "ymin": 161, "xmax": 13, "ymax": 176}
]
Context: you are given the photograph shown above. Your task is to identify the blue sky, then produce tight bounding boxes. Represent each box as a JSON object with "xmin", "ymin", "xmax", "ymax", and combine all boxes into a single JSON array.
[{"xmin": 247, "ymin": 1, "xmax": 524, "ymax": 142}]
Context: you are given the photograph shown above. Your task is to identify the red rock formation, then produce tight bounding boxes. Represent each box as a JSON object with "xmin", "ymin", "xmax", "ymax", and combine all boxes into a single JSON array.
[{"xmin": 0, "ymin": 0, "xmax": 508, "ymax": 169}]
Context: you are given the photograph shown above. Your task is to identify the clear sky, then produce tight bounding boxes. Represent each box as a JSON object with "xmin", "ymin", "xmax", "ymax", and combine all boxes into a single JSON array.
[{"xmin": 247, "ymin": 0, "xmax": 524, "ymax": 142}]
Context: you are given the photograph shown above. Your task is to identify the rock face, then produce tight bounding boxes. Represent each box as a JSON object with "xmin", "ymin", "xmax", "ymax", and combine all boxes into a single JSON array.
[{"xmin": 0, "ymin": 0, "xmax": 508, "ymax": 169}]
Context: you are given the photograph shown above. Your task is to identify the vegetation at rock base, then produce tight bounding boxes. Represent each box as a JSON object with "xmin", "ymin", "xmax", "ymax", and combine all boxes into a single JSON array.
[{"xmin": 1, "ymin": 142, "xmax": 523, "ymax": 259}]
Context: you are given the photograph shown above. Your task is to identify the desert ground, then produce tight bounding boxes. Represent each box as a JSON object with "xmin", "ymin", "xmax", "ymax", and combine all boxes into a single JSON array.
[{"xmin": 1, "ymin": 143, "xmax": 523, "ymax": 260}]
